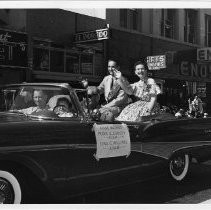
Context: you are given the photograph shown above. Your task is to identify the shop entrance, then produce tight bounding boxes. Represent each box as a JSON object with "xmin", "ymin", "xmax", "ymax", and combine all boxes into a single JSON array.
[
  {"xmin": 159, "ymin": 79, "xmax": 188, "ymax": 109},
  {"xmin": 158, "ymin": 79, "xmax": 207, "ymax": 112}
]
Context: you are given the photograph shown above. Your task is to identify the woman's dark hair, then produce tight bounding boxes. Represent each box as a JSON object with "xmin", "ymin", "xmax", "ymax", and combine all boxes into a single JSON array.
[
  {"xmin": 134, "ymin": 60, "xmax": 148, "ymax": 71},
  {"xmin": 108, "ymin": 58, "xmax": 119, "ymax": 67}
]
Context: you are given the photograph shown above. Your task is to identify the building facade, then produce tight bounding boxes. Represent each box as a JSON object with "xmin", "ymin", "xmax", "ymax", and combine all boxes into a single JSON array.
[
  {"xmin": 106, "ymin": 9, "xmax": 211, "ymax": 112},
  {"xmin": 0, "ymin": 10, "xmax": 28, "ymax": 84},
  {"xmin": 0, "ymin": 9, "xmax": 107, "ymax": 86},
  {"xmin": 1, "ymin": 8, "xmax": 211, "ymax": 112}
]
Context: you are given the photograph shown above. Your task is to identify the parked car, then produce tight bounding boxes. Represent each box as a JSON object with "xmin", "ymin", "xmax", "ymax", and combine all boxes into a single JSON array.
[{"xmin": 0, "ymin": 82, "xmax": 211, "ymax": 204}]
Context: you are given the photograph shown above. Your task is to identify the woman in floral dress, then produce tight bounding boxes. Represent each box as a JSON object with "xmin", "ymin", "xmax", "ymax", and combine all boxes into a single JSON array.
[{"xmin": 115, "ymin": 60, "xmax": 161, "ymax": 122}]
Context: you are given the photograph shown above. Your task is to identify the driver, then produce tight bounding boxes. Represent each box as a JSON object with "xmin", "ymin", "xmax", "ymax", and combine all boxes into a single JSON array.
[{"xmin": 19, "ymin": 89, "xmax": 50, "ymax": 115}]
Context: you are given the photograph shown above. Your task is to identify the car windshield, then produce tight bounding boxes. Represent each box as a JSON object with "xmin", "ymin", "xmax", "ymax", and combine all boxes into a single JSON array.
[{"xmin": 0, "ymin": 85, "xmax": 79, "ymax": 118}]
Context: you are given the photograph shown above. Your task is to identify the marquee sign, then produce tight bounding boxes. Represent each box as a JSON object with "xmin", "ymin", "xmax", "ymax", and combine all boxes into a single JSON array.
[
  {"xmin": 74, "ymin": 28, "xmax": 109, "ymax": 43},
  {"xmin": 176, "ymin": 49, "xmax": 211, "ymax": 82},
  {"xmin": 197, "ymin": 47, "xmax": 211, "ymax": 62}
]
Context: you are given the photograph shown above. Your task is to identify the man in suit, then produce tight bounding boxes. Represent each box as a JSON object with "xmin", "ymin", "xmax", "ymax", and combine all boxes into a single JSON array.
[{"xmin": 97, "ymin": 59, "xmax": 129, "ymax": 121}]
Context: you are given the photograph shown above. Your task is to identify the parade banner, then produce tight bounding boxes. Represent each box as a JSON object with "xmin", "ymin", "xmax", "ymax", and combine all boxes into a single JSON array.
[{"xmin": 93, "ymin": 123, "xmax": 131, "ymax": 160}]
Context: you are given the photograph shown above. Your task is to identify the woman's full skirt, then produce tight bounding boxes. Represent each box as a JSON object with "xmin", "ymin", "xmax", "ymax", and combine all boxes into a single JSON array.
[{"xmin": 116, "ymin": 100, "xmax": 160, "ymax": 122}]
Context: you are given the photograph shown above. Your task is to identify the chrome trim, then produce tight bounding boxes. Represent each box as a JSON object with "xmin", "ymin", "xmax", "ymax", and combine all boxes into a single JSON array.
[
  {"xmin": 1, "ymin": 141, "xmax": 211, "ymax": 161},
  {"xmin": 53, "ymin": 161, "xmax": 161, "ymax": 182}
]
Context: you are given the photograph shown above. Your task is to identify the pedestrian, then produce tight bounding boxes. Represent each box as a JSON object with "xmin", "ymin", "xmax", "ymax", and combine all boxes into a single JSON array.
[
  {"xmin": 192, "ymin": 94, "xmax": 203, "ymax": 118},
  {"xmin": 188, "ymin": 95, "xmax": 194, "ymax": 115}
]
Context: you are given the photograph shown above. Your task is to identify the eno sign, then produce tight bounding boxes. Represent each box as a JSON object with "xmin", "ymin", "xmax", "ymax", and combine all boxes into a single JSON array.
[
  {"xmin": 197, "ymin": 48, "xmax": 211, "ymax": 62},
  {"xmin": 147, "ymin": 55, "xmax": 166, "ymax": 70},
  {"xmin": 74, "ymin": 28, "xmax": 109, "ymax": 43}
]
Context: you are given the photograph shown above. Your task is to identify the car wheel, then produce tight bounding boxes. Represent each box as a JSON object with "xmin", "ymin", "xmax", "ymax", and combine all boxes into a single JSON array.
[
  {"xmin": 0, "ymin": 170, "xmax": 22, "ymax": 204},
  {"xmin": 169, "ymin": 154, "xmax": 190, "ymax": 182}
]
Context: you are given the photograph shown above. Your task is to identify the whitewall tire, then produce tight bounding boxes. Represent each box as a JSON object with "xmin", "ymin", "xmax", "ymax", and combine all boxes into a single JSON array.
[
  {"xmin": 0, "ymin": 170, "xmax": 22, "ymax": 204},
  {"xmin": 169, "ymin": 154, "xmax": 190, "ymax": 182}
]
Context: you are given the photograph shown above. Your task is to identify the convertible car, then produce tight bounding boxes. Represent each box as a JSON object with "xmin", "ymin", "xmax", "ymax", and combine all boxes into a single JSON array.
[{"xmin": 0, "ymin": 82, "xmax": 211, "ymax": 204}]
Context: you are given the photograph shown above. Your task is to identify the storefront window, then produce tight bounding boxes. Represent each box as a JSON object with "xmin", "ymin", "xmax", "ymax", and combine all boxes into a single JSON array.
[
  {"xmin": 81, "ymin": 53, "xmax": 93, "ymax": 75},
  {"xmin": 33, "ymin": 48, "xmax": 50, "ymax": 71},
  {"xmin": 50, "ymin": 50, "xmax": 64, "ymax": 73},
  {"xmin": 0, "ymin": 29, "xmax": 27, "ymax": 68},
  {"xmin": 66, "ymin": 52, "xmax": 79, "ymax": 74},
  {"xmin": 196, "ymin": 82, "xmax": 206, "ymax": 98},
  {"xmin": 33, "ymin": 38, "xmax": 104, "ymax": 78},
  {"xmin": 95, "ymin": 52, "xmax": 104, "ymax": 76}
]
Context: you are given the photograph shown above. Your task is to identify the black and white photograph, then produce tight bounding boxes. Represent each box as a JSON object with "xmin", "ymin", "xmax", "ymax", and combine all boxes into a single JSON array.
[{"xmin": 1, "ymin": 0, "xmax": 211, "ymax": 206}]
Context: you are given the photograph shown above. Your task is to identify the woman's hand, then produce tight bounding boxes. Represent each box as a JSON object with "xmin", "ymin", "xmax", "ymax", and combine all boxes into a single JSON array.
[{"xmin": 113, "ymin": 69, "xmax": 122, "ymax": 79}]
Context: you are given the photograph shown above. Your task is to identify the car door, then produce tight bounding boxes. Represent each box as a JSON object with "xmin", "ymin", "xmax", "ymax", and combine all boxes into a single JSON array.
[
  {"xmin": 141, "ymin": 117, "xmax": 211, "ymax": 159},
  {"xmin": 54, "ymin": 118, "xmax": 167, "ymax": 197},
  {"xmin": 12, "ymin": 115, "xmax": 166, "ymax": 200}
]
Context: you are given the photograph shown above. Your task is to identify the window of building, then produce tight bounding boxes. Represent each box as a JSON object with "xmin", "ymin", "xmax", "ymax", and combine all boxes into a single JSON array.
[
  {"xmin": 33, "ymin": 38, "xmax": 104, "ymax": 77},
  {"xmin": 94, "ymin": 52, "xmax": 104, "ymax": 76},
  {"xmin": 50, "ymin": 50, "xmax": 64, "ymax": 73},
  {"xmin": 184, "ymin": 9, "xmax": 197, "ymax": 44},
  {"xmin": 161, "ymin": 9, "xmax": 175, "ymax": 38},
  {"xmin": 81, "ymin": 53, "xmax": 94, "ymax": 75},
  {"xmin": 132, "ymin": 10, "xmax": 138, "ymax": 30},
  {"xmin": 129, "ymin": 9, "xmax": 138, "ymax": 30},
  {"xmin": 205, "ymin": 15, "xmax": 211, "ymax": 47},
  {"xmin": 65, "ymin": 52, "xmax": 79, "ymax": 74},
  {"xmin": 33, "ymin": 48, "xmax": 50, "ymax": 71},
  {"xmin": 120, "ymin": 9, "xmax": 128, "ymax": 28},
  {"xmin": 33, "ymin": 39, "xmax": 51, "ymax": 71}
]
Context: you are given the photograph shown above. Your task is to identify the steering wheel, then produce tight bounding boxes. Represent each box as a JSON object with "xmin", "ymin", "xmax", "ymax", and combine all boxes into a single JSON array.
[{"xmin": 53, "ymin": 105, "xmax": 69, "ymax": 115}]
